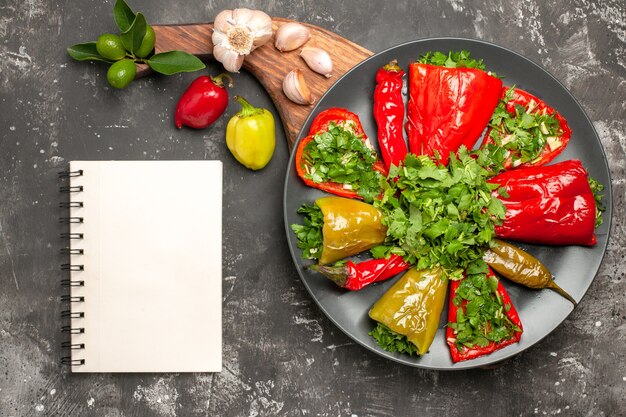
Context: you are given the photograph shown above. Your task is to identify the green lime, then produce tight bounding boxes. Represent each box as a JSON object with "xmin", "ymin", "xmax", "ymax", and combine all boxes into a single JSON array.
[
  {"xmin": 107, "ymin": 59, "xmax": 136, "ymax": 89},
  {"xmin": 96, "ymin": 34, "xmax": 126, "ymax": 61},
  {"xmin": 135, "ymin": 25, "xmax": 155, "ymax": 58}
]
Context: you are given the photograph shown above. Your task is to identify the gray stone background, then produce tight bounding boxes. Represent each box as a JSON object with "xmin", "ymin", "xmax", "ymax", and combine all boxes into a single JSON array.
[{"xmin": 1, "ymin": 0, "xmax": 625, "ymax": 416}]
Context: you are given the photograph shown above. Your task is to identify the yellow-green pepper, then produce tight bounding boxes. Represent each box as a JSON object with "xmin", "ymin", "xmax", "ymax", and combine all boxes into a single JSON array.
[
  {"xmin": 316, "ymin": 196, "xmax": 387, "ymax": 265},
  {"xmin": 226, "ymin": 96, "xmax": 275, "ymax": 170},
  {"xmin": 369, "ymin": 267, "xmax": 448, "ymax": 355},
  {"xmin": 484, "ymin": 238, "xmax": 576, "ymax": 305}
]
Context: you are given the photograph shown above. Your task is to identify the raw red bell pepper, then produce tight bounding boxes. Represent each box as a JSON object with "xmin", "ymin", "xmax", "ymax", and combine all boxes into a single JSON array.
[
  {"xmin": 481, "ymin": 87, "xmax": 572, "ymax": 170},
  {"xmin": 310, "ymin": 254, "xmax": 410, "ymax": 290},
  {"xmin": 490, "ymin": 160, "xmax": 597, "ymax": 246},
  {"xmin": 406, "ymin": 63, "xmax": 502, "ymax": 166},
  {"xmin": 296, "ymin": 109, "xmax": 387, "ymax": 200},
  {"xmin": 446, "ymin": 269, "xmax": 523, "ymax": 363},
  {"xmin": 174, "ymin": 73, "xmax": 233, "ymax": 129},
  {"xmin": 373, "ymin": 60, "xmax": 408, "ymax": 169}
]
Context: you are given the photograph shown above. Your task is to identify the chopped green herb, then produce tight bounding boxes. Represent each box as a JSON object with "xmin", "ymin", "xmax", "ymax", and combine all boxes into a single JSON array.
[
  {"xmin": 369, "ymin": 323, "xmax": 419, "ymax": 356},
  {"xmin": 417, "ymin": 50, "xmax": 486, "ymax": 71},
  {"xmin": 447, "ymin": 260, "xmax": 521, "ymax": 350},
  {"xmin": 373, "ymin": 147, "xmax": 506, "ymax": 275},
  {"xmin": 290, "ymin": 204, "xmax": 324, "ymax": 260},
  {"xmin": 588, "ymin": 177, "xmax": 606, "ymax": 228},
  {"xmin": 302, "ymin": 122, "xmax": 384, "ymax": 203}
]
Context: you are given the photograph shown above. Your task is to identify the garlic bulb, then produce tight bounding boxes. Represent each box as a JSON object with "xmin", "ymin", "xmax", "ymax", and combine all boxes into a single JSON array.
[
  {"xmin": 283, "ymin": 69, "xmax": 315, "ymax": 105},
  {"xmin": 300, "ymin": 47, "xmax": 333, "ymax": 78},
  {"xmin": 274, "ymin": 22, "xmax": 311, "ymax": 52},
  {"xmin": 212, "ymin": 8, "xmax": 273, "ymax": 72}
]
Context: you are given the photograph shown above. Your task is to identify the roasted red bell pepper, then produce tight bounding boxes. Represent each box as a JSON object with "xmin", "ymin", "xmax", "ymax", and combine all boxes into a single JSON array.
[
  {"xmin": 373, "ymin": 60, "xmax": 408, "ymax": 169},
  {"xmin": 481, "ymin": 87, "xmax": 572, "ymax": 170},
  {"xmin": 308, "ymin": 108, "xmax": 366, "ymax": 137},
  {"xmin": 406, "ymin": 63, "xmax": 502, "ymax": 166},
  {"xmin": 446, "ymin": 269, "xmax": 523, "ymax": 363},
  {"xmin": 491, "ymin": 160, "xmax": 597, "ymax": 246},
  {"xmin": 296, "ymin": 109, "xmax": 387, "ymax": 200},
  {"xmin": 310, "ymin": 254, "xmax": 410, "ymax": 290}
]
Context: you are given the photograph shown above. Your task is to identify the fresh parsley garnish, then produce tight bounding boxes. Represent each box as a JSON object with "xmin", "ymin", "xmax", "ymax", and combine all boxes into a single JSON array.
[
  {"xmin": 588, "ymin": 177, "xmax": 606, "ymax": 228},
  {"xmin": 447, "ymin": 259, "xmax": 522, "ymax": 350},
  {"xmin": 372, "ymin": 147, "xmax": 506, "ymax": 276},
  {"xmin": 302, "ymin": 122, "xmax": 384, "ymax": 203},
  {"xmin": 369, "ymin": 323, "xmax": 419, "ymax": 356},
  {"xmin": 290, "ymin": 204, "xmax": 324, "ymax": 260},
  {"xmin": 417, "ymin": 50, "xmax": 486, "ymax": 70}
]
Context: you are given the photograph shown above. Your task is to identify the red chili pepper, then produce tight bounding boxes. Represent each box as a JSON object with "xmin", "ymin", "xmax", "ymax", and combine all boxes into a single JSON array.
[
  {"xmin": 310, "ymin": 255, "xmax": 410, "ymax": 291},
  {"xmin": 482, "ymin": 87, "xmax": 572, "ymax": 170},
  {"xmin": 446, "ymin": 269, "xmax": 523, "ymax": 363},
  {"xmin": 373, "ymin": 60, "xmax": 408, "ymax": 169},
  {"xmin": 406, "ymin": 63, "xmax": 502, "ymax": 166},
  {"xmin": 490, "ymin": 160, "xmax": 597, "ymax": 246},
  {"xmin": 296, "ymin": 109, "xmax": 388, "ymax": 200},
  {"xmin": 174, "ymin": 73, "xmax": 233, "ymax": 129}
]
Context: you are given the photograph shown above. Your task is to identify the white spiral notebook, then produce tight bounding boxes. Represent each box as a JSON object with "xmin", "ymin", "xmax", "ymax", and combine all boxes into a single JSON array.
[{"xmin": 61, "ymin": 161, "xmax": 222, "ymax": 373}]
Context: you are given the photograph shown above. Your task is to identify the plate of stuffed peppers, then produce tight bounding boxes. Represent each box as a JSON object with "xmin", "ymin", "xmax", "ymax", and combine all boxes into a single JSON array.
[{"xmin": 284, "ymin": 38, "xmax": 612, "ymax": 369}]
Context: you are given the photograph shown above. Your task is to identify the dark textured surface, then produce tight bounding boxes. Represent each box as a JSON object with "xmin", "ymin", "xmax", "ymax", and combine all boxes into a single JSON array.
[{"xmin": 1, "ymin": 1, "xmax": 624, "ymax": 416}]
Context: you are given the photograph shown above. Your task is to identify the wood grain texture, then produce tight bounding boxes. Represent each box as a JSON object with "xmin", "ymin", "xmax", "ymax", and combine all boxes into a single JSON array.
[{"xmin": 137, "ymin": 18, "xmax": 373, "ymax": 149}]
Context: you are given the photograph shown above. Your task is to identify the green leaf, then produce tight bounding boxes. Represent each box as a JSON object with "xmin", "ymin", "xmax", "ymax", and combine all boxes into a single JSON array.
[
  {"xmin": 369, "ymin": 324, "xmax": 418, "ymax": 356},
  {"xmin": 114, "ymin": 0, "xmax": 136, "ymax": 32},
  {"xmin": 121, "ymin": 12, "xmax": 147, "ymax": 54},
  {"xmin": 67, "ymin": 42, "xmax": 113, "ymax": 63},
  {"xmin": 147, "ymin": 51, "xmax": 206, "ymax": 75}
]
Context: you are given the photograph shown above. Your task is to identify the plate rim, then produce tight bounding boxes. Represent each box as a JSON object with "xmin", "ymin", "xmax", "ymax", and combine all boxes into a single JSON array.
[{"xmin": 282, "ymin": 36, "xmax": 613, "ymax": 370}]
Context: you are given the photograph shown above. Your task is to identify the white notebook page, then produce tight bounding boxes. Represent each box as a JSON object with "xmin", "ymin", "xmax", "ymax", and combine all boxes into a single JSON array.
[{"xmin": 68, "ymin": 161, "xmax": 222, "ymax": 372}]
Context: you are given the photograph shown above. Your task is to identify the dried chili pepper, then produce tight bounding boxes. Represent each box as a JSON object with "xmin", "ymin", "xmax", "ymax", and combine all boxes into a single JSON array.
[
  {"xmin": 490, "ymin": 160, "xmax": 597, "ymax": 246},
  {"xmin": 481, "ymin": 87, "xmax": 572, "ymax": 170},
  {"xmin": 295, "ymin": 109, "xmax": 387, "ymax": 201},
  {"xmin": 373, "ymin": 60, "xmax": 408, "ymax": 169},
  {"xmin": 406, "ymin": 62, "xmax": 502, "ymax": 165},
  {"xmin": 446, "ymin": 268, "xmax": 523, "ymax": 363},
  {"xmin": 484, "ymin": 239, "xmax": 577, "ymax": 305},
  {"xmin": 310, "ymin": 254, "xmax": 410, "ymax": 290}
]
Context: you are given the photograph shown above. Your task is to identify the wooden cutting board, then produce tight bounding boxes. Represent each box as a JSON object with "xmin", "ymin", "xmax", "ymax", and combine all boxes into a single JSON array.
[{"xmin": 136, "ymin": 18, "xmax": 373, "ymax": 150}]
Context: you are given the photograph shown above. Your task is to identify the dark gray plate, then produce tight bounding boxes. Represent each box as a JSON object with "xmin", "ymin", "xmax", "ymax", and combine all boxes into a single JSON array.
[{"xmin": 283, "ymin": 38, "xmax": 612, "ymax": 369}]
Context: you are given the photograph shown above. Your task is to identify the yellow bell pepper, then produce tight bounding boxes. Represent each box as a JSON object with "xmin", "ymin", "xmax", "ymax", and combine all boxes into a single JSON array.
[
  {"xmin": 369, "ymin": 267, "xmax": 448, "ymax": 355},
  {"xmin": 316, "ymin": 196, "xmax": 387, "ymax": 265},
  {"xmin": 226, "ymin": 96, "xmax": 276, "ymax": 170}
]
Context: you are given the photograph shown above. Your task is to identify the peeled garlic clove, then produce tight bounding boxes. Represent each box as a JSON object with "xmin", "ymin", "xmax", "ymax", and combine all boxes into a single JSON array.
[
  {"xmin": 274, "ymin": 22, "xmax": 311, "ymax": 52},
  {"xmin": 300, "ymin": 47, "xmax": 333, "ymax": 78},
  {"xmin": 283, "ymin": 69, "xmax": 315, "ymax": 105}
]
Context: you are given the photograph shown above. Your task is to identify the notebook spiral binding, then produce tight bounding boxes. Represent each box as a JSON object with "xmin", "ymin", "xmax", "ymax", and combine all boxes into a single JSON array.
[{"xmin": 59, "ymin": 169, "xmax": 86, "ymax": 367}]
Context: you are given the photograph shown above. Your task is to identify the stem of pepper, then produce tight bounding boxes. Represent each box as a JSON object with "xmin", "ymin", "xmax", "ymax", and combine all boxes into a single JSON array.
[
  {"xmin": 211, "ymin": 73, "xmax": 234, "ymax": 88},
  {"xmin": 309, "ymin": 264, "xmax": 349, "ymax": 287},
  {"xmin": 234, "ymin": 96, "xmax": 264, "ymax": 118},
  {"xmin": 383, "ymin": 59, "xmax": 402, "ymax": 72}
]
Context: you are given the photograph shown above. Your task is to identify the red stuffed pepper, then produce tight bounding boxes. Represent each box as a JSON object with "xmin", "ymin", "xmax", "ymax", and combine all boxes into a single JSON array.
[
  {"xmin": 406, "ymin": 62, "xmax": 502, "ymax": 166},
  {"xmin": 446, "ymin": 268, "xmax": 523, "ymax": 363},
  {"xmin": 481, "ymin": 87, "xmax": 572, "ymax": 170},
  {"xmin": 373, "ymin": 60, "xmax": 408, "ymax": 170},
  {"xmin": 491, "ymin": 160, "xmax": 597, "ymax": 246},
  {"xmin": 296, "ymin": 108, "xmax": 387, "ymax": 201}
]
